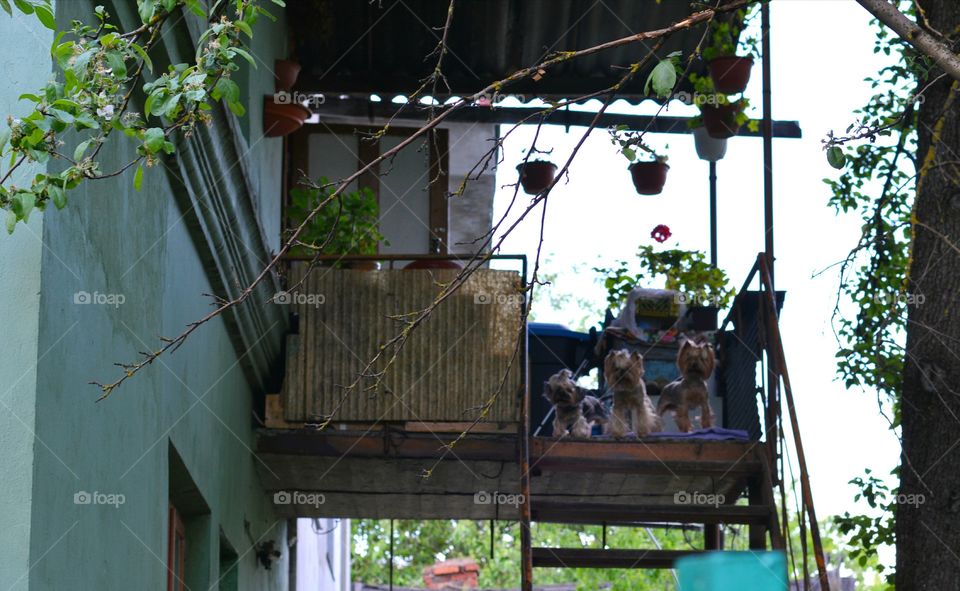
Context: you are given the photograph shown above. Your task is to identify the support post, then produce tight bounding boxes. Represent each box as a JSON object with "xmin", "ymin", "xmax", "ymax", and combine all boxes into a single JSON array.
[
  {"xmin": 709, "ymin": 161, "xmax": 718, "ymax": 267},
  {"xmin": 519, "ymin": 268, "xmax": 533, "ymax": 591},
  {"xmin": 761, "ymin": 0, "xmax": 774, "ymax": 286},
  {"xmin": 704, "ymin": 524, "xmax": 722, "ymax": 550}
]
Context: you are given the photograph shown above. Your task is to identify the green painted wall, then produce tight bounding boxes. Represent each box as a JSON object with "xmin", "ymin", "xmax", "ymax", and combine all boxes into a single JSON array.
[
  {"xmin": 3, "ymin": 2, "xmax": 294, "ymax": 589},
  {"xmin": 0, "ymin": 8, "xmax": 54, "ymax": 591}
]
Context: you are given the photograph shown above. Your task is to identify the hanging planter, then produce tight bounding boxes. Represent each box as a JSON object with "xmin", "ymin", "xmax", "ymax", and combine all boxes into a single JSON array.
[
  {"xmin": 516, "ymin": 161, "xmax": 557, "ymax": 195},
  {"xmin": 264, "ymin": 97, "xmax": 310, "ymax": 137},
  {"xmin": 629, "ymin": 160, "xmax": 670, "ymax": 195},
  {"xmin": 274, "ymin": 59, "xmax": 301, "ymax": 93},
  {"xmin": 693, "ymin": 126, "xmax": 728, "ymax": 161},
  {"xmin": 701, "ymin": 101, "xmax": 745, "ymax": 139},
  {"xmin": 708, "ymin": 56, "xmax": 754, "ymax": 94}
]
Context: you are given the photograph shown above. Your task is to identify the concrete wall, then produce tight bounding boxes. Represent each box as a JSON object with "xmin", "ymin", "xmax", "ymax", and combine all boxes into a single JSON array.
[
  {"xmin": 0, "ymin": 2, "xmax": 303, "ymax": 589},
  {"xmin": 0, "ymin": 9, "xmax": 54, "ymax": 590},
  {"xmin": 295, "ymin": 519, "xmax": 351, "ymax": 591}
]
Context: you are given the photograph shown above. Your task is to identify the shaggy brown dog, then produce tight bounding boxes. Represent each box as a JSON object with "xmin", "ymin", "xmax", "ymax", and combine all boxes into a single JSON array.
[
  {"xmin": 543, "ymin": 369, "xmax": 608, "ymax": 438},
  {"xmin": 657, "ymin": 339, "xmax": 716, "ymax": 432},
  {"xmin": 603, "ymin": 350, "xmax": 661, "ymax": 438}
]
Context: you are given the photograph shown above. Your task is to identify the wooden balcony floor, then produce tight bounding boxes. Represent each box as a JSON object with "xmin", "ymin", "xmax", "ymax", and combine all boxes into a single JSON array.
[{"xmin": 255, "ymin": 429, "xmax": 764, "ymax": 520}]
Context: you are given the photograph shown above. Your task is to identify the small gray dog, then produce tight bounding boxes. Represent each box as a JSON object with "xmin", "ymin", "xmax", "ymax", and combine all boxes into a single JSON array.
[{"xmin": 543, "ymin": 369, "xmax": 609, "ymax": 438}]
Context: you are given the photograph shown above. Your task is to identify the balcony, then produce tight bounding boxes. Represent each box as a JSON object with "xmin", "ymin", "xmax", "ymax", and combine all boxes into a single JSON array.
[{"xmin": 256, "ymin": 256, "xmax": 780, "ymax": 531}]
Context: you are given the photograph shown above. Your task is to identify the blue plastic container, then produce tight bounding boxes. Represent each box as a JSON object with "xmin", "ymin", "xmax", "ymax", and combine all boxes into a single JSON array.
[{"xmin": 676, "ymin": 551, "xmax": 787, "ymax": 591}]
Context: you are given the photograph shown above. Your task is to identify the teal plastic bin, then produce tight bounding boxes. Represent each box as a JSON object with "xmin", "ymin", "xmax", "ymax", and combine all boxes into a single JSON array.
[{"xmin": 676, "ymin": 551, "xmax": 787, "ymax": 591}]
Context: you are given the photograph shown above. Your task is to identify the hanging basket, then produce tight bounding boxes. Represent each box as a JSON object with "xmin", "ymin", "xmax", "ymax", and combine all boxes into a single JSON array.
[
  {"xmin": 693, "ymin": 126, "xmax": 728, "ymax": 162},
  {"xmin": 629, "ymin": 161, "xmax": 669, "ymax": 195},
  {"xmin": 708, "ymin": 56, "xmax": 754, "ymax": 94},
  {"xmin": 516, "ymin": 161, "xmax": 557, "ymax": 195},
  {"xmin": 701, "ymin": 102, "xmax": 744, "ymax": 139},
  {"xmin": 263, "ymin": 97, "xmax": 311, "ymax": 137}
]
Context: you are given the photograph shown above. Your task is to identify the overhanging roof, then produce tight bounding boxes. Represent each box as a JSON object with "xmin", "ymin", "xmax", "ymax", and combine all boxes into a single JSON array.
[{"xmin": 290, "ymin": 0, "xmax": 735, "ymax": 99}]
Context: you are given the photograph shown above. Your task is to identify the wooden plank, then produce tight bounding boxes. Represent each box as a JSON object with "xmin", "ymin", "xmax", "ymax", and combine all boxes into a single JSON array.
[
  {"xmin": 531, "ymin": 548, "xmax": 703, "ymax": 569},
  {"xmin": 531, "ymin": 502, "xmax": 771, "ymax": 525},
  {"xmin": 404, "ymin": 421, "xmax": 518, "ymax": 434},
  {"xmin": 264, "ymin": 394, "xmax": 294, "ymax": 429}
]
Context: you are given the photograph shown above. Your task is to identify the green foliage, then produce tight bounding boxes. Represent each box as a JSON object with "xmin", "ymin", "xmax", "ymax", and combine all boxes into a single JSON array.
[
  {"xmin": 594, "ymin": 246, "xmax": 734, "ymax": 310},
  {"xmin": 608, "ymin": 125, "xmax": 667, "ymax": 163},
  {"xmin": 285, "ymin": 177, "xmax": 385, "ymax": 257},
  {"xmin": 702, "ymin": 5, "xmax": 760, "ymax": 61},
  {"xmin": 821, "ymin": 2, "xmax": 929, "ymax": 585},
  {"xmin": 645, "ymin": 50, "xmax": 682, "ymax": 99},
  {"xmin": 353, "ymin": 519, "xmax": 703, "ymax": 590},
  {"xmin": 0, "ymin": 0, "xmax": 286, "ymax": 232}
]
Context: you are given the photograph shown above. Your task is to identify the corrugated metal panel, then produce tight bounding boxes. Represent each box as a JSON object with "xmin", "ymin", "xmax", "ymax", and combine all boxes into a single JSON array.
[
  {"xmin": 282, "ymin": 264, "xmax": 523, "ymax": 423},
  {"xmin": 291, "ymin": 0, "xmax": 722, "ymax": 99}
]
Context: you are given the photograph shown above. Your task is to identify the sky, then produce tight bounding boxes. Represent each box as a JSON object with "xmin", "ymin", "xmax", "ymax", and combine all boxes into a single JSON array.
[{"xmin": 490, "ymin": 0, "xmax": 902, "ymax": 571}]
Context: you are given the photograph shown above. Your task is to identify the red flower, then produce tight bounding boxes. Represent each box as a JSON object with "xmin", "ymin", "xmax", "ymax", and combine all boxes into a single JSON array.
[{"xmin": 651, "ymin": 224, "xmax": 671, "ymax": 243}]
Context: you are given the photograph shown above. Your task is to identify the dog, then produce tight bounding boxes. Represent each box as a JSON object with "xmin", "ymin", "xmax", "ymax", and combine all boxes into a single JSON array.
[
  {"xmin": 657, "ymin": 339, "xmax": 716, "ymax": 432},
  {"xmin": 543, "ymin": 369, "xmax": 608, "ymax": 438},
  {"xmin": 602, "ymin": 350, "xmax": 661, "ymax": 438}
]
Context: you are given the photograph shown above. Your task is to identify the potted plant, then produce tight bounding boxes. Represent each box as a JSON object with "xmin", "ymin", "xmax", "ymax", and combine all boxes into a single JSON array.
[
  {"xmin": 611, "ymin": 126, "xmax": 669, "ymax": 195},
  {"xmin": 689, "ymin": 115, "xmax": 727, "ymax": 162},
  {"xmin": 689, "ymin": 73, "xmax": 756, "ymax": 140},
  {"xmin": 703, "ymin": 7, "xmax": 759, "ymax": 95},
  {"xmin": 595, "ymin": 246, "xmax": 734, "ymax": 330},
  {"xmin": 285, "ymin": 176, "xmax": 387, "ymax": 268},
  {"xmin": 516, "ymin": 160, "xmax": 557, "ymax": 195}
]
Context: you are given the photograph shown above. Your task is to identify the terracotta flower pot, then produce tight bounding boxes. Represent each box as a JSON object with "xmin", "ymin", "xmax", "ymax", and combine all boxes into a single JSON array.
[
  {"xmin": 629, "ymin": 161, "xmax": 669, "ymax": 195},
  {"xmin": 403, "ymin": 259, "xmax": 463, "ymax": 270},
  {"xmin": 516, "ymin": 161, "xmax": 557, "ymax": 195},
  {"xmin": 693, "ymin": 126, "xmax": 728, "ymax": 162},
  {"xmin": 701, "ymin": 102, "xmax": 744, "ymax": 139},
  {"xmin": 708, "ymin": 56, "xmax": 754, "ymax": 94},
  {"xmin": 274, "ymin": 59, "xmax": 301, "ymax": 93},
  {"xmin": 263, "ymin": 97, "xmax": 311, "ymax": 137}
]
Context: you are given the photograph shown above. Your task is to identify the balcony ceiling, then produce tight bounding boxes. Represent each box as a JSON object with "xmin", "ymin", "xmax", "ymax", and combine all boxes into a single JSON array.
[{"xmin": 290, "ymin": 0, "xmax": 733, "ymax": 100}]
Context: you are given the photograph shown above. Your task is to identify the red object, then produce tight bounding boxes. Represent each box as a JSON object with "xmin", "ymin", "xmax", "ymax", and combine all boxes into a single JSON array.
[
  {"xmin": 403, "ymin": 258, "xmax": 463, "ymax": 270},
  {"xmin": 167, "ymin": 505, "xmax": 186, "ymax": 591},
  {"xmin": 701, "ymin": 102, "xmax": 744, "ymax": 139},
  {"xmin": 651, "ymin": 224, "xmax": 671, "ymax": 243},
  {"xmin": 708, "ymin": 56, "xmax": 754, "ymax": 94},
  {"xmin": 263, "ymin": 98, "xmax": 311, "ymax": 137},
  {"xmin": 274, "ymin": 59, "xmax": 301, "ymax": 93},
  {"xmin": 423, "ymin": 558, "xmax": 479, "ymax": 589},
  {"xmin": 629, "ymin": 161, "xmax": 669, "ymax": 195},
  {"xmin": 516, "ymin": 161, "xmax": 557, "ymax": 195}
]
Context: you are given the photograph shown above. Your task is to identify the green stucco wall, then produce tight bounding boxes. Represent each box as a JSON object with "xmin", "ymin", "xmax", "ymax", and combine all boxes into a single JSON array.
[
  {"xmin": 0, "ymin": 8, "xmax": 53, "ymax": 590},
  {"xmin": 1, "ymin": 2, "xmax": 293, "ymax": 589}
]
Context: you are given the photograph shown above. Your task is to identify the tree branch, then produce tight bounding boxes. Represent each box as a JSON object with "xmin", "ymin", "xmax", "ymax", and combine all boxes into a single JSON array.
[{"xmin": 856, "ymin": 0, "xmax": 960, "ymax": 82}]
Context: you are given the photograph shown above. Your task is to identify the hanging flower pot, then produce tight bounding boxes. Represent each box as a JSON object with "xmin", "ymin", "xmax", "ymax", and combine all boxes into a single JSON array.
[
  {"xmin": 629, "ymin": 160, "xmax": 669, "ymax": 195},
  {"xmin": 264, "ymin": 97, "xmax": 311, "ymax": 137},
  {"xmin": 516, "ymin": 161, "xmax": 557, "ymax": 195},
  {"xmin": 693, "ymin": 126, "xmax": 728, "ymax": 162},
  {"xmin": 708, "ymin": 56, "xmax": 754, "ymax": 94},
  {"xmin": 274, "ymin": 59, "xmax": 301, "ymax": 93},
  {"xmin": 701, "ymin": 101, "xmax": 745, "ymax": 139}
]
